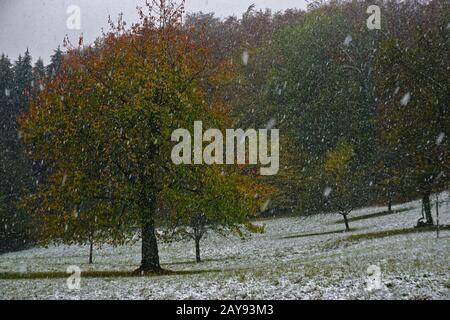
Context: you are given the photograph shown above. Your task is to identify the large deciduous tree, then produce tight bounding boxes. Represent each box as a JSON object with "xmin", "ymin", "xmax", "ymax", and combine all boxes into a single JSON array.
[{"xmin": 20, "ymin": 0, "xmax": 238, "ymax": 272}]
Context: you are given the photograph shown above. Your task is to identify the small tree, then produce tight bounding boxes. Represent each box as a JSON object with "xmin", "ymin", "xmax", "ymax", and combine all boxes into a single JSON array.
[
  {"xmin": 159, "ymin": 166, "xmax": 269, "ymax": 262},
  {"xmin": 20, "ymin": 170, "xmax": 122, "ymax": 264},
  {"xmin": 373, "ymin": 144, "xmax": 403, "ymax": 213},
  {"xmin": 323, "ymin": 139, "xmax": 368, "ymax": 231}
]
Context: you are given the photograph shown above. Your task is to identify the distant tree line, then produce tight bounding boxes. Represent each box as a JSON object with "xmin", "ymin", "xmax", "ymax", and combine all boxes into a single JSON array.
[
  {"xmin": 0, "ymin": 47, "xmax": 63, "ymax": 253},
  {"xmin": 185, "ymin": 0, "xmax": 449, "ymax": 230}
]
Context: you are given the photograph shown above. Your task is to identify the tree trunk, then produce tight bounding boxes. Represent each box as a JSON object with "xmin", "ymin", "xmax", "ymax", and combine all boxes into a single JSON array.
[
  {"xmin": 195, "ymin": 237, "xmax": 201, "ymax": 263},
  {"xmin": 343, "ymin": 213, "xmax": 350, "ymax": 231},
  {"xmin": 388, "ymin": 199, "xmax": 392, "ymax": 213},
  {"xmin": 422, "ymin": 193, "xmax": 434, "ymax": 225},
  {"xmin": 88, "ymin": 241, "xmax": 93, "ymax": 264},
  {"xmin": 436, "ymin": 196, "xmax": 439, "ymax": 238},
  {"xmin": 139, "ymin": 218, "xmax": 161, "ymax": 272}
]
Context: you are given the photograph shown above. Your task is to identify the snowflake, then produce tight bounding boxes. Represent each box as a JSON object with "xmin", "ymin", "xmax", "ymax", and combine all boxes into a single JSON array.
[
  {"xmin": 343, "ymin": 35, "xmax": 352, "ymax": 46},
  {"xmin": 400, "ymin": 92, "xmax": 411, "ymax": 106},
  {"xmin": 323, "ymin": 187, "xmax": 332, "ymax": 197},
  {"xmin": 260, "ymin": 199, "xmax": 271, "ymax": 212},
  {"xmin": 242, "ymin": 50, "xmax": 249, "ymax": 66},
  {"xmin": 266, "ymin": 118, "xmax": 276, "ymax": 130},
  {"xmin": 436, "ymin": 132, "xmax": 445, "ymax": 145}
]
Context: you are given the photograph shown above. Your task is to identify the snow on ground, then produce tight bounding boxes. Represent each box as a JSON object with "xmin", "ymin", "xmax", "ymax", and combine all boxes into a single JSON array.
[{"xmin": 0, "ymin": 193, "xmax": 449, "ymax": 299}]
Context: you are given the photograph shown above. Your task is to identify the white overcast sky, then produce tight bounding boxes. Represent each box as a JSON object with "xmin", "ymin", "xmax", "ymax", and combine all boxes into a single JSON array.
[{"xmin": 0, "ymin": 0, "xmax": 308, "ymax": 64}]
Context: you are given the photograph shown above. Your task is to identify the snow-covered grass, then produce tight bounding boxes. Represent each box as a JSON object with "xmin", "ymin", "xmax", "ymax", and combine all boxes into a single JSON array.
[{"xmin": 0, "ymin": 193, "xmax": 449, "ymax": 299}]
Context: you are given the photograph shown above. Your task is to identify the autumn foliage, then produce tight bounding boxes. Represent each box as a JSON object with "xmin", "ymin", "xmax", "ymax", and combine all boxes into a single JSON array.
[{"xmin": 19, "ymin": 0, "xmax": 271, "ymax": 270}]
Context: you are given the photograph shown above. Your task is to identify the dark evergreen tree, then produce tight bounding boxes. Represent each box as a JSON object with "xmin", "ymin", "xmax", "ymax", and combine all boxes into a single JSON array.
[
  {"xmin": 0, "ymin": 49, "xmax": 36, "ymax": 253},
  {"xmin": 32, "ymin": 58, "xmax": 46, "ymax": 93},
  {"xmin": 46, "ymin": 46, "xmax": 63, "ymax": 78}
]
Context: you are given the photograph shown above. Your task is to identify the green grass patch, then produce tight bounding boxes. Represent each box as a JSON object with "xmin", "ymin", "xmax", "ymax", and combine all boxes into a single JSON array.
[
  {"xmin": 0, "ymin": 267, "xmax": 224, "ymax": 280},
  {"xmin": 280, "ymin": 227, "xmax": 364, "ymax": 240},
  {"xmin": 164, "ymin": 256, "xmax": 230, "ymax": 266},
  {"xmin": 332, "ymin": 207, "xmax": 412, "ymax": 224},
  {"xmin": 253, "ymin": 212, "xmax": 297, "ymax": 221},
  {"xmin": 344, "ymin": 224, "xmax": 450, "ymax": 242}
]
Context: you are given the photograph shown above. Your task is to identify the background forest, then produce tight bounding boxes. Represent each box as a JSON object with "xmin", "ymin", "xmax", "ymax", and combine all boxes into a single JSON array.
[{"xmin": 0, "ymin": 0, "xmax": 448, "ymax": 269}]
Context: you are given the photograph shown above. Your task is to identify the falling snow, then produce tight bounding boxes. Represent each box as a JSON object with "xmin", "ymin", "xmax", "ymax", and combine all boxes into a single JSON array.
[
  {"xmin": 343, "ymin": 35, "xmax": 352, "ymax": 46},
  {"xmin": 400, "ymin": 92, "xmax": 411, "ymax": 106},
  {"xmin": 436, "ymin": 132, "xmax": 445, "ymax": 145},
  {"xmin": 265, "ymin": 118, "xmax": 276, "ymax": 130},
  {"xmin": 242, "ymin": 50, "xmax": 249, "ymax": 66},
  {"xmin": 61, "ymin": 173, "xmax": 67, "ymax": 186}
]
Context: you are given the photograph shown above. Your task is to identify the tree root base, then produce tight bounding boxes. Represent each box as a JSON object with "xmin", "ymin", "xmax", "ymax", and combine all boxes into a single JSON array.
[{"xmin": 133, "ymin": 266, "xmax": 167, "ymax": 276}]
